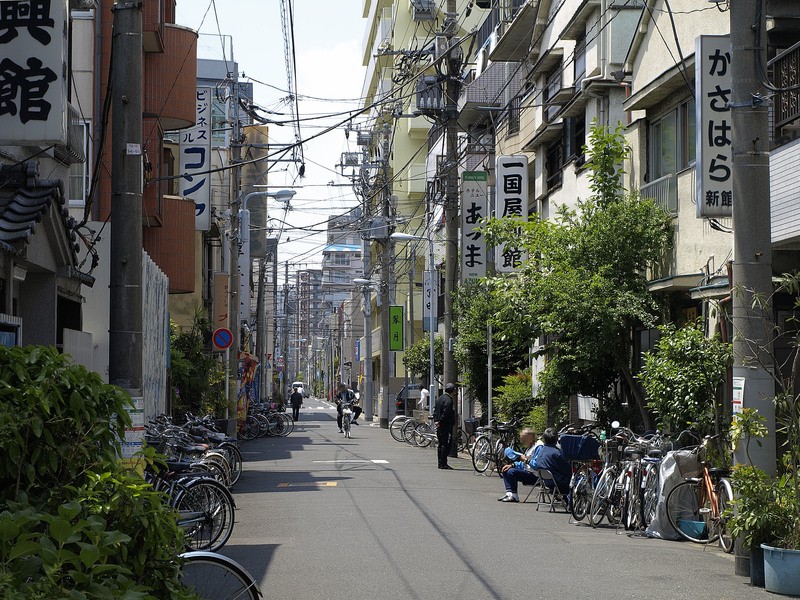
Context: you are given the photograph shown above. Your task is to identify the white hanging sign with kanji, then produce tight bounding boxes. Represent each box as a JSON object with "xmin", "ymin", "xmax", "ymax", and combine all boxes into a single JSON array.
[
  {"xmin": 461, "ymin": 171, "xmax": 488, "ymax": 283},
  {"xmin": 495, "ymin": 155, "xmax": 529, "ymax": 273}
]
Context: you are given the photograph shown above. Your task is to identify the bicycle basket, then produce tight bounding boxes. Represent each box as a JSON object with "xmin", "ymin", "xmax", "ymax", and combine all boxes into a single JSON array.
[
  {"xmin": 600, "ymin": 438, "xmax": 622, "ymax": 463},
  {"xmin": 673, "ymin": 448, "xmax": 702, "ymax": 478},
  {"xmin": 559, "ymin": 434, "xmax": 601, "ymax": 461},
  {"xmin": 464, "ymin": 417, "xmax": 480, "ymax": 436}
]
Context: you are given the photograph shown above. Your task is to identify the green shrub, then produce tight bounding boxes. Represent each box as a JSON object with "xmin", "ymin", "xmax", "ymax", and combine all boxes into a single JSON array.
[{"xmin": 0, "ymin": 346, "xmax": 199, "ymax": 599}]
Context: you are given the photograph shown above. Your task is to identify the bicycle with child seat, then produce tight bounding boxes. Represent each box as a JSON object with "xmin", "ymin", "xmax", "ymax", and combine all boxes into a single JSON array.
[
  {"xmin": 664, "ymin": 434, "xmax": 734, "ymax": 552},
  {"xmin": 558, "ymin": 424, "xmax": 602, "ymax": 522}
]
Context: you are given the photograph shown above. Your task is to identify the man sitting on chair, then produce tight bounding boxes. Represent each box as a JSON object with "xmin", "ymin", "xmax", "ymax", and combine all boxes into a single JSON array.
[{"xmin": 498, "ymin": 427, "xmax": 572, "ymax": 503}]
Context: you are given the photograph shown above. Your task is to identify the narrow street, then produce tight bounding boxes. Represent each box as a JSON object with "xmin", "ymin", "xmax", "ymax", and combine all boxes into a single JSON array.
[{"xmin": 220, "ymin": 402, "xmax": 764, "ymax": 600}]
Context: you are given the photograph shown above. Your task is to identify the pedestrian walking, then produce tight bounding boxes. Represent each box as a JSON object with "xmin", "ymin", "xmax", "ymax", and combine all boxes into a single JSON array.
[
  {"xmin": 418, "ymin": 385, "xmax": 430, "ymax": 411},
  {"xmin": 289, "ymin": 388, "xmax": 303, "ymax": 421},
  {"xmin": 434, "ymin": 382, "xmax": 457, "ymax": 470}
]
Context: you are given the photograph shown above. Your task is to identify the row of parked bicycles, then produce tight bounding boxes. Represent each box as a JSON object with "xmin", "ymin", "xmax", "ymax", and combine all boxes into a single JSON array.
[
  {"xmin": 238, "ymin": 400, "xmax": 296, "ymax": 439},
  {"xmin": 145, "ymin": 413, "xmax": 263, "ymax": 598},
  {"xmin": 389, "ymin": 412, "xmax": 735, "ymax": 553}
]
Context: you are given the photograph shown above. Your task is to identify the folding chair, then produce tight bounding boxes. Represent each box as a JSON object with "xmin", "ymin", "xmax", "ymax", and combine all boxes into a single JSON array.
[
  {"xmin": 521, "ymin": 472, "xmax": 543, "ymax": 504},
  {"xmin": 534, "ymin": 468, "xmax": 568, "ymax": 513}
]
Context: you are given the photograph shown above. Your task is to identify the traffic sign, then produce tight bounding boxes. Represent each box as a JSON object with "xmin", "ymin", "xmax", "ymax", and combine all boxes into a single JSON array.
[{"xmin": 212, "ymin": 327, "xmax": 233, "ymax": 351}]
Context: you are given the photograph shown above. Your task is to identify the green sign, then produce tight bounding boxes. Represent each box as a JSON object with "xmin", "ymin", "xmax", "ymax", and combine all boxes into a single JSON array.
[{"xmin": 389, "ymin": 305, "xmax": 404, "ymax": 351}]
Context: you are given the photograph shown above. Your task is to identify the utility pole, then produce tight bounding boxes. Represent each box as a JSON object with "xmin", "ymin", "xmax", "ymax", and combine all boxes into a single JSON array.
[
  {"xmin": 379, "ymin": 121, "xmax": 392, "ymax": 428},
  {"xmin": 730, "ymin": 0, "xmax": 776, "ymax": 577},
  {"xmin": 109, "ymin": 1, "xmax": 143, "ymax": 392},
  {"xmin": 443, "ymin": 0, "xmax": 461, "ymax": 455},
  {"xmin": 256, "ymin": 259, "xmax": 267, "ymax": 401},
  {"xmin": 228, "ymin": 69, "xmax": 242, "ymax": 423},
  {"xmin": 282, "ymin": 262, "xmax": 289, "ymax": 401}
]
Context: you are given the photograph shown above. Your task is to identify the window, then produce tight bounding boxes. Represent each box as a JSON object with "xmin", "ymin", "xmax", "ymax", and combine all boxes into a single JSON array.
[
  {"xmin": 507, "ymin": 96, "xmax": 521, "ymax": 135},
  {"xmin": 544, "ymin": 68, "xmax": 561, "ymax": 123},
  {"xmin": 545, "ymin": 139, "xmax": 563, "ymax": 191},
  {"xmin": 574, "ymin": 36, "xmax": 586, "ymax": 90},
  {"xmin": 566, "ymin": 116, "xmax": 585, "ymax": 165},
  {"xmin": 68, "ymin": 122, "xmax": 91, "ymax": 208},
  {"xmin": 649, "ymin": 99, "xmax": 695, "ymax": 179}
]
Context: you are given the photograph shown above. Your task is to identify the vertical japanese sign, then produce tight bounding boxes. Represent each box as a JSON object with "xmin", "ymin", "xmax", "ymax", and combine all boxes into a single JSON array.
[
  {"xmin": 0, "ymin": 0, "xmax": 69, "ymax": 146},
  {"xmin": 461, "ymin": 171, "xmax": 488, "ymax": 283},
  {"xmin": 181, "ymin": 87, "xmax": 213, "ymax": 230},
  {"xmin": 696, "ymin": 35, "xmax": 733, "ymax": 218},
  {"xmin": 423, "ymin": 270, "xmax": 437, "ymax": 332},
  {"xmin": 495, "ymin": 155, "xmax": 529, "ymax": 273},
  {"xmin": 389, "ymin": 305, "xmax": 404, "ymax": 351}
]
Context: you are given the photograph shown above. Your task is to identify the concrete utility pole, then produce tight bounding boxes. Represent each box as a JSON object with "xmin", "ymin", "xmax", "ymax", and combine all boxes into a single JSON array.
[
  {"xmin": 362, "ymin": 235, "xmax": 374, "ymax": 421},
  {"xmin": 730, "ymin": 0, "xmax": 776, "ymax": 577},
  {"xmin": 256, "ymin": 259, "xmax": 267, "ymax": 401},
  {"xmin": 109, "ymin": 1, "xmax": 143, "ymax": 392},
  {"xmin": 283, "ymin": 262, "xmax": 289, "ymax": 400},
  {"xmin": 228, "ymin": 70, "xmax": 242, "ymax": 419},
  {"xmin": 443, "ymin": 0, "xmax": 461, "ymax": 455},
  {"xmin": 379, "ymin": 121, "xmax": 392, "ymax": 428}
]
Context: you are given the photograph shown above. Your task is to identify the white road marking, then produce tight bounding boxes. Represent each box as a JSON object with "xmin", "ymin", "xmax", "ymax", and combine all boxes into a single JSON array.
[{"xmin": 312, "ymin": 460, "xmax": 389, "ymax": 464}]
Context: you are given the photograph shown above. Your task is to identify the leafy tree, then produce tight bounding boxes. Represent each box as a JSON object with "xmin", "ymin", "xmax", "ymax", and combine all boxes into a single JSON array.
[
  {"xmin": 453, "ymin": 280, "xmax": 529, "ymax": 413},
  {"xmin": 638, "ymin": 321, "xmax": 732, "ymax": 435},
  {"xmin": 482, "ymin": 123, "xmax": 673, "ymax": 428},
  {"xmin": 402, "ymin": 334, "xmax": 443, "ymax": 388},
  {"xmin": 170, "ymin": 309, "xmax": 226, "ymax": 419},
  {"xmin": 0, "ymin": 345, "xmax": 198, "ymax": 599},
  {"xmin": 492, "ymin": 371, "xmax": 547, "ymax": 433}
]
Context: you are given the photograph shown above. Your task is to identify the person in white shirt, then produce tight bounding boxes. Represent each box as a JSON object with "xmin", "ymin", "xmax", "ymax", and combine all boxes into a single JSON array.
[{"xmin": 418, "ymin": 386, "xmax": 430, "ymax": 411}]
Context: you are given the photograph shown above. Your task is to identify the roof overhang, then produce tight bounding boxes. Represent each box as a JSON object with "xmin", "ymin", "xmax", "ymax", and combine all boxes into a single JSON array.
[
  {"xmin": 624, "ymin": 57, "xmax": 695, "ymax": 112},
  {"xmin": 522, "ymin": 121, "xmax": 563, "ymax": 151},
  {"xmin": 647, "ymin": 272, "xmax": 705, "ymax": 293}
]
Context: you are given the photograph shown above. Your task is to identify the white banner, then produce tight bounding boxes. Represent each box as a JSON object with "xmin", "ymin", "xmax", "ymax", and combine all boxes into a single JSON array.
[
  {"xmin": 696, "ymin": 35, "xmax": 733, "ymax": 218},
  {"xmin": 0, "ymin": 0, "xmax": 69, "ymax": 146},
  {"xmin": 180, "ymin": 87, "xmax": 213, "ymax": 230},
  {"xmin": 423, "ymin": 270, "xmax": 436, "ymax": 332},
  {"xmin": 495, "ymin": 155, "xmax": 529, "ymax": 273},
  {"xmin": 461, "ymin": 171, "xmax": 489, "ymax": 283}
]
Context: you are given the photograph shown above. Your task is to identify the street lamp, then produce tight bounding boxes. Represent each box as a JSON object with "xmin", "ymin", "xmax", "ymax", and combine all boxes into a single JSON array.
[
  {"xmin": 389, "ymin": 232, "xmax": 436, "ymax": 418},
  {"xmin": 353, "ymin": 278, "xmax": 376, "ymax": 421}
]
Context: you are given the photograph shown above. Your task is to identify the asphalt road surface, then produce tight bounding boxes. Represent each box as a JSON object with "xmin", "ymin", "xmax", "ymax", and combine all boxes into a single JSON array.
[{"xmin": 220, "ymin": 400, "xmax": 766, "ymax": 600}]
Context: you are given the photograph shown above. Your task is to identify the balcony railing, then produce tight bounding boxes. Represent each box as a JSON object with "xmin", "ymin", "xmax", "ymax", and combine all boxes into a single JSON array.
[
  {"xmin": 640, "ymin": 173, "xmax": 678, "ymax": 214},
  {"xmin": 770, "ymin": 41, "xmax": 800, "ymax": 138}
]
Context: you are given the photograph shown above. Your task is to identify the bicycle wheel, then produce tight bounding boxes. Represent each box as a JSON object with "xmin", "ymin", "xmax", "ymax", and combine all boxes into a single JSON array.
[
  {"xmin": 253, "ymin": 413, "xmax": 270, "ymax": 437},
  {"xmin": 493, "ymin": 439, "xmax": 506, "ymax": 477},
  {"xmin": 641, "ymin": 464, "xmax": 660, "ymax": 528},
  {"xmin": 414, "ymin": 423, "xmax": 433, "ymax": 447},
  {"xmin": 218, "ymin": 443, "xmax": 243, "ymax": 487},
  {"xmin": 471, "ymin": 435, "xmax": 492, "ymax": 473},
  {"xmin": 716, "ymin": 478, "xmax": 734, "ymax": 553},
  {"xmin": 624, "ymin": 471, "xmax": 642, "ymax": 531},
  {"xmin": 390, "ymin": 416, "xmax": 410, "ymax": 442},
  {"xmin": 665, "ymin": 480, "xmax": 717, "ymax": 544},
  {"xmin": 180, "ymin": 551, "xmax": 261, "ymax": 599},
  {"xmin": 401, "ymin": 419, "xmax": 418, "ymax": 445},
  {"xmin": 176, "ymin": 479, "xmax": 236, "ymax": 552},
  {"xmin": 588, "ymin": 468, "xmax": 613, "ymax": 528},
  {"xmin": 455, "ymin": 428, "xmax": 468, "ymax": 453},
  {"xmin": 570, "ymin": 466, "xmax": 592, "ymax": 522},
  {"xmin": 278, "ymin": 413, "xmax": 294, "ymax": 436}
]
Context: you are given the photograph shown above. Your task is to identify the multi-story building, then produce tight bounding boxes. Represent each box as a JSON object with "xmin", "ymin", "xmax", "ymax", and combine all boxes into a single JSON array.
[{"xmin": 360, "ymin": 0, "xmax": 486, "ymax": 409}]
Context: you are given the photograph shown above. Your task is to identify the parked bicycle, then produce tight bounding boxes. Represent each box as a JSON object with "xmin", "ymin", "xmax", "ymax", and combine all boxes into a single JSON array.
[
  {"xmin": 471, "ymin": 418, "xmax": 521, "ymax": 475},
  {"xmin": 664, "ymin": 434, "xmax": 734, "ymax": 552}
]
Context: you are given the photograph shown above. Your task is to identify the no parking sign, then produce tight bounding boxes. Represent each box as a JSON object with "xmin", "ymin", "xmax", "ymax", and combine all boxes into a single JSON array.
[{"xmin": 212, "ymin": 327, "xmax": 233, "ymax": 351}]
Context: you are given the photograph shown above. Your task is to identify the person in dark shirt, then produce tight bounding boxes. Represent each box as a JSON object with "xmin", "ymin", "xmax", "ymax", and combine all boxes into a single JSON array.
[
  {"xmin": 433, "ymin": 382, "xmax": 457, "ymax": 470},
  {"xmin": 499, "ymin": 427, "xmax": 572, "ymax": 503},
  {"xmin": 289, "ymin": 388, "xmax": 303, "ymax": 421}
]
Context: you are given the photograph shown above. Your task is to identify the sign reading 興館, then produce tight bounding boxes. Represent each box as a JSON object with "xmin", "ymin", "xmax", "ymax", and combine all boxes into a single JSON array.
[
  {"xmin": 461, "ymin": 171, "xmax": 488, "ymax": 284},
  {"xmin": 696, "ymin": 35, "xmax": 732, "ymax": 219},
  {"xmin": 181, "ymin": 87, "xmax": 213, "ymax": 230},
  {"xmin": 0, "ymin": 0, "xmax": 69, "ymax": 147},
  {"xmin": 495, "ymin": 156, "xmax": 529, "ymax": 273}
]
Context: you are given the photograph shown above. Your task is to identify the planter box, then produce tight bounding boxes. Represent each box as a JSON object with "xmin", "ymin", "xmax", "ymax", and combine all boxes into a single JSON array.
[{"xmin": 762, "ymin": 544, "xmax": 800, "ymax": 596}]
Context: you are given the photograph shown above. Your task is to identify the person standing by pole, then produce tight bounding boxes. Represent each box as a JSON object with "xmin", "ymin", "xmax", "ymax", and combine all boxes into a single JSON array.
[{"xmin": 434, "ymin": 383, "xmax": 457, "ymax": 470}]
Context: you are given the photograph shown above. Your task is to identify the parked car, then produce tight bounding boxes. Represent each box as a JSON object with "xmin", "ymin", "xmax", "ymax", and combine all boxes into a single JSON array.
[
  {"xmin": 292, "ymin": 381, "xmax": 308, "ymax": 398},
  {"xmin": 395, "ymin": 383, "xmax": 422, "ymax": 415}
]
